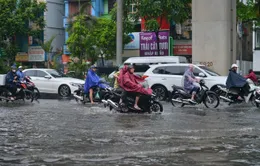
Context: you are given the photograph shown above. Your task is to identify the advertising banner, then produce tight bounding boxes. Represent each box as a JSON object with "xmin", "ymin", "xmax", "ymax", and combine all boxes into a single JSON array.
[
  {"xmin": 124, "ymin": 32, "xmax": 140, "ymax": 49},
  {"xmin": 139, "ymin": 31, "xmax": 169, "ymax": 56}
]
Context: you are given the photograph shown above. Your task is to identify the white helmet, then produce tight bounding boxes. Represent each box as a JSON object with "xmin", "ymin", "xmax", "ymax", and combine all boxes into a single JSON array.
[{"xmin": 231, "ymin": 64, "xmax": 238, "ymax": 68}]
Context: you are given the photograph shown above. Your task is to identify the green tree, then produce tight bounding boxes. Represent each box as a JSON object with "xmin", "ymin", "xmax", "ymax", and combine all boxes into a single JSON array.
[
  {"xmin": 91, "ymin": 18, "xmax": 131, "ymax": 66},
  {"xmin": 37, "ymin": 35, "xmax": 56, "ymax": 68},
  {"xmin": 127, "ymin": 0, "xmax": 191, "ymax": 55},
  {"xmin": 0, "ymin": 0, "xmax": 46, "ymax": 63},
  {"xmin": 237, "ymin": 0, "xmax": 260, "ymax": 24}
]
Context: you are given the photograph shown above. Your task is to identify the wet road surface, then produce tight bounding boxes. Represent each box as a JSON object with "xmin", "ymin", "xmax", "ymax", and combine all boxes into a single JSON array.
[{"xmin": 0, "ymin": 100, "xmax": 260, "ymax": 165}]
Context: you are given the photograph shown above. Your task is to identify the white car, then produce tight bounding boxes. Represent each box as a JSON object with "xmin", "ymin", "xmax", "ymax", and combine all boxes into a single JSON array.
[
  {"xmin": 143, "ymin": 64, "xmax": 227, "ymax": 100},
  {"xmin": 23, "ymin": 68, "xmax": 85, "ymax": 97}
]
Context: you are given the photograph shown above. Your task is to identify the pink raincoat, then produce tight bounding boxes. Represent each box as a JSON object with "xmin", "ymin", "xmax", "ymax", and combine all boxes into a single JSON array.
[{"xmin": 118, "ymin": 66, "xmax": 152, "ymax": 95}]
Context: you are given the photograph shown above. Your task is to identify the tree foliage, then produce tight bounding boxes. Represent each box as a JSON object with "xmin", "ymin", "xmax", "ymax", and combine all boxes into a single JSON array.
[
  {"xmin": 0, "ymin": 0, "xmax": 46, "ymax": 62},
  {"xmin": 237, "ymin": 0, "xmax": 260, "ymax": 24}
]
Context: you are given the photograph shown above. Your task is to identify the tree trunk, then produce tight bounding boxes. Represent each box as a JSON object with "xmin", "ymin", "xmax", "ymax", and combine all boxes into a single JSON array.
[{"xmin": 101, "ymin": 53, "xmax": 105, "ymax": 66}]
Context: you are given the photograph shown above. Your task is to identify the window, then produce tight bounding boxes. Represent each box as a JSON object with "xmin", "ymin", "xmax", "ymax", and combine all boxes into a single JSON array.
[
  {"xmin": 36, "ymin": 71, "xmax": 47, "ymax": 77},
  {"xmin": 193, "ymin": 68, "xmax": 202, "ymax": 76},
  {"xmin": 199, "ymin": 66, "xmax": 220, "ymax": 76},
  {"xmin": 164, "ymin": 66, "xmax": 186, "ymax": 75},
  {"xmin": 46, "ymin": 69, "xmax": 64, "ymax": 78},
  {"xmin": 134, "ymin": 64, "xmax": 150, "ymax": 73},
  {"xmin": 24, "ymin": 70, "xmax": 36, "ymax": 77},
  {"xmin": 255, "ymin": 29, "xmax": 260, "ymax": 50},
  {"xmin": 153, "ymin": 67, "xmax": 165, "ymax": 74}
]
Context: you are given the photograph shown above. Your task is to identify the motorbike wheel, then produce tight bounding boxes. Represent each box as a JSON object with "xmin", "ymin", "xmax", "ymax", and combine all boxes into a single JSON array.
[
  {"xmin": 25, "ymin": 90, "xmax": 34, "ymax": 102},
  {"xmin": 250, "ymin": 95, "xmax": 259, "ymax": 108},
  {"xmin": 203, "ymin": 91, "xmax": 220, "ymax": 108},
  {"xmin": 171, "ymin": 94, "xmax": 185, "ymax": 108},
  {"xmin": 33, "ymin": 88, "xmax": 40, "ymax": 100},
  {"xmin": 0, "ymin": 88, "xmax": 10, "ymax": 103},
  {"xmin": 149, "ymin": 101, "xmax": 163, "ymax": 113}
]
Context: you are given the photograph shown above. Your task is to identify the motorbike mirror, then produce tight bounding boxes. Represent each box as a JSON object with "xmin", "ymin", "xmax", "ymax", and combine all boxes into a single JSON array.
[
  {"xmin": 198, "ymin": 72, "xmax": 206, "ymax": 77},
  {"xmin": 44, "ymin": 75, "xmax": 52, "ymax": 79}
]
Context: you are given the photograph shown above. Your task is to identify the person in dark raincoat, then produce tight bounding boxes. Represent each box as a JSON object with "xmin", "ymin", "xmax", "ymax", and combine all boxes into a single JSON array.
[
  {"xmin": 226, "ymin": 64, "xmax": 250, "ymax": 98},
  {"xmin": 84, "ymin": 65, "xmax": 100, "ymax": 104},
  {"xmin": 119, "ymin": 65, "xmax": 152, "ymax": 110},
  {"xmin": 5, "ymin": 65, "xmax": 18, "ymax": 100}
]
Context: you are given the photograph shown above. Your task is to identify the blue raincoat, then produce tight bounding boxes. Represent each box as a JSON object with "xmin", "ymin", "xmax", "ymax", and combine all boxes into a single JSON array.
[
  {"xmin": 84, "ymin": 69, "xmax": 101, "ymax": 93},
  {"xmin": 226, "ymin": 69, "xmax": 247, "ymax": 89}
]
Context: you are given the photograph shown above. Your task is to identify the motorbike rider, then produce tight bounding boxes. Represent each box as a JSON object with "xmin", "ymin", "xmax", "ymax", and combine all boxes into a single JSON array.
[
  {"xmin": 182, "ymin": 64, "xmax": 200, "ymax": 104},
  {"xmin": 16, "ymin": 66, "xmax": 25, "ymax": 82},
  {"xmin": 245, "ymin": 69, "xmax": 258, "ymax": 85},
  {"xmin": 5, "ymin": 65, "xmax": 19, "ymax": 100},
  {"xmin": 84, "ymin": 65, "xmax": 101, "ymax": 104},
  {"xmin": 226, "ymin": 64, "xmax": 250, "ymax": 99},
  {"xmin": 113, "ymin": 65, "xmax": 124, "ymax": 89},
  {"xmin": 119, "ymin": 65, "xmax": 152, "ymax": 110}
]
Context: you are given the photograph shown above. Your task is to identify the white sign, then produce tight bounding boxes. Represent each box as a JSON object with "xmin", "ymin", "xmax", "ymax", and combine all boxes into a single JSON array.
[
  {"xmin": 124, "ymin": 32, "xmax": 140, "ymax": 50},
  {"xmin": 28, "ymin": 46, "xmax": 45, "ymax": 62}
]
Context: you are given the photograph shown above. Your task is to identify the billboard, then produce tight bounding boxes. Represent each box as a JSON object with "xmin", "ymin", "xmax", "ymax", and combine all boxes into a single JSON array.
[
  {"xmin": 124, "ymin": 32, "xmax": 140, "ymax": 50},
  {"xmin": 139, "ymin": 31, "xmax": 169, "ymax": 56}
]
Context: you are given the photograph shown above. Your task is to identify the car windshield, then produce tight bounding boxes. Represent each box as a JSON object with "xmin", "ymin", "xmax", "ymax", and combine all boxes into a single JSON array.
[
  {"xmin": 46, "ymin": 69, "xmax": 66, "ymax": 78},
  {"xmin": 199, "ymin": 66, "xmax": 220, "ymax": 76}
]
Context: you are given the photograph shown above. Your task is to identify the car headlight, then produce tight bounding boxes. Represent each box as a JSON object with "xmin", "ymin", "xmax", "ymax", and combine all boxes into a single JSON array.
[{"xmin": 70, "ymin": 82, "xmax": 80, "ymax": 87}]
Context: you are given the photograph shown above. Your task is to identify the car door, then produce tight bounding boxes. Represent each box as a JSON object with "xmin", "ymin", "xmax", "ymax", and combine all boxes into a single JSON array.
[
  {"xmin": 34, "ymin": 70, "xmax": 54, "ymax": 93},
  {"xmin": 163, "ymin": 65, "xmax": 187, "ymax": 90}
]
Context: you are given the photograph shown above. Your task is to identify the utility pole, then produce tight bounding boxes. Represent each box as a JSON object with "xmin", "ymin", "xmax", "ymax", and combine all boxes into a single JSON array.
[{"xmin": 116, "ymin": 0, "xmax": 123, "ymax": 65}]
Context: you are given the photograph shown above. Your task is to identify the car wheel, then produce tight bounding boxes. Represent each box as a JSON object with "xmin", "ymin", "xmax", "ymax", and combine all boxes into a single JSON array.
[
  {"xmin": 58, "ymin": 85, "xmax": 71, "ymax": 98},
  {"xmin": 152, "ymin": 85, "xmax": 167, "ymax": 101}
]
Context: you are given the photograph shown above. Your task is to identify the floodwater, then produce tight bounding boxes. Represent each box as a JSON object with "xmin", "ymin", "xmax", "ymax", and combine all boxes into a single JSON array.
[{"xmin": 0, "ymin": 100, "xmax": 260, "ymax": 165}]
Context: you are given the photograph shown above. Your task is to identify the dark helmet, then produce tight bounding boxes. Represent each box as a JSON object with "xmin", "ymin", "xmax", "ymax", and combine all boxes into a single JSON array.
[
  {"xmin": 128, "ymin": 64, "xmax": 134, "ymax": 70},
  {"xmin": 248, "ymin": 69, "xmax": 253, "ymax": 73}
]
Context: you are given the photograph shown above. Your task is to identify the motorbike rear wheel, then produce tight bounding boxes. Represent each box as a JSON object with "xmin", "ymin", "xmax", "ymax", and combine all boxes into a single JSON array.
[
  {"xmin": 149, "ymin": 101, "xmax": 163, "ymax": 113},
  {"xmin": 203, "ymin": 91, "xmax": 220, "ymax": 108},
  {"xmin": 0, "ymin": 88, "xmax": 10, "ymax": 103},
  {"xmin": 33, "ymin": 88, "xmax": 40, "ymax": 100},
  {"xmin": 171, "ymin": 93, "xmax": 185, "ymax": 108}
]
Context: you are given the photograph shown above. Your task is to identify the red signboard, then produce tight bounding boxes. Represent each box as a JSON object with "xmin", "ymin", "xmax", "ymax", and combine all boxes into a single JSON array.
[
  {"xmin": 174, "ymin": 45, "xmax": 192, "ymax": 55},
  {"xmin": 141, "ymin": 16, "xmax": 170, "ymax": 31}
]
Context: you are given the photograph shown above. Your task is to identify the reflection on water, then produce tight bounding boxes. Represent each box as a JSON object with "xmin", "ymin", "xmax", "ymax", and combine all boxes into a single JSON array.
[{"xmin": 0, "ymin": 99, "xmax": 260, "ymax": 165}]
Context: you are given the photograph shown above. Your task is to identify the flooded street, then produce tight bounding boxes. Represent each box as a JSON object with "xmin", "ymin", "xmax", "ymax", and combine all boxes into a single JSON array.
[{"xmin": 0, "ymin": 100, "xmax": 260, "ymax": 165}]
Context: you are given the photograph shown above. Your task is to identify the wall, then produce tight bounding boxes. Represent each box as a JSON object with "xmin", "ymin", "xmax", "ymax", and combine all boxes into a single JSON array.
[
  {"xmin": 192, "ymin": 0, "xmax": 237, "ymax": 76},
  {"xmin": 44, "ymin": 0, "xmax": 65, "ymax": 51}
]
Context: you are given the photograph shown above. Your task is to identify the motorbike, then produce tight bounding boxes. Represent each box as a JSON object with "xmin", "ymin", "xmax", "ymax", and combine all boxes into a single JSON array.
[
  {"xmin": 104, "ymin": 88, "xmax": 163, "ymax": 113},
  {"xmin": 24, "ymin": 76, "xmax": 40, "ymax": 101},
  {"xmin": 216, "ymin": 79, "xmax": 259, "ymax": 106},
  {"xmin": 170, "ymin": 79, "xmax": 220, "ymax": 108},
  {"xmin": 0, "ymin": 82, "xmax": 34, "ymax": 103},
  {"xmin": 254, "ymin": 88, "xmax": 260, "ymax": 107},
  {"xmin": 73, "ymin": 81, "xmax": 112, "ymax": 104}
]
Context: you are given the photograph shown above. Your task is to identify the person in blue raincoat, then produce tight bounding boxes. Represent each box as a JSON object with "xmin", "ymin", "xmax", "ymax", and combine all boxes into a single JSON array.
[
  {"xmin": 16, "ymin": 66, "xmax": 25, "ymax": 81},
  {"xmin": 226, "ymin": 64, "xmax": 250, "ymax": 98},
  {"xmin": 84, "ymin": 65, "xmax": 100, "ymax": 104}
]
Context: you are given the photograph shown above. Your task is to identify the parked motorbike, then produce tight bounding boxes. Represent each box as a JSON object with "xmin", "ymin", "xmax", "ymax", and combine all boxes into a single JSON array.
[
  {"xmin": 104, "ymin": 88, "xmax": 163, "ymax": 113},
  {"xmin": 216, "ymin": 79, "xmax": 259, "ymax": 106},
  {"xmin": 171, "ymin": 79, "xmax": 220, "ymax": 108},
  {"xmin": 73, "ymin": 81, "xmax": 112, "ymax": 104}
]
